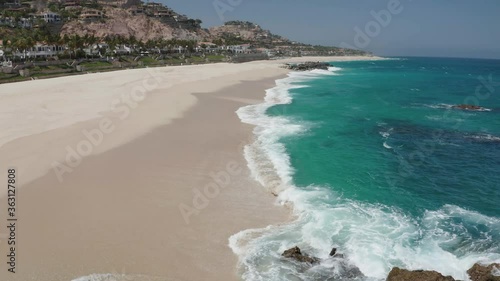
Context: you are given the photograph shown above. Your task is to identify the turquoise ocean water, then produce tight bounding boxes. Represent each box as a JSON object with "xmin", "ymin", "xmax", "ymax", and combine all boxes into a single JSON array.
[{"xmin": 232, "ymin": 57, "xmax": 500, "ymax": 280}]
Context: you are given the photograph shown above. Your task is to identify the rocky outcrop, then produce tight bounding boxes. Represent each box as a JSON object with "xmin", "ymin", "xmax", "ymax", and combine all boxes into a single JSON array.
[
  {"xmin": 467, "ymin": 263, "xmax": 500, "ymax": 281},
  {"xmin": 452, "ymin": 104, "xmax": 486, "ymax": 111},
  {"xmin": 61, "ymin": 8, "xmax": 207, "ymax": 41},
  {"xmin": 386, "ymin": 267, "xmax": 456, "ymax": 281},
  {"xmin": 281, "ymin": 246, "xmax": 363, "ymax": 279},
  {"xmin": 284, "ymin": 61, "xmax": 331, "ymax": 71},
  {"xmin": 280, "ymin": 245, "xmax": 500, "ymax": 281},
  {"xmin": 281, "ymin": 246, "xmax": 319, "ymax": 264}
]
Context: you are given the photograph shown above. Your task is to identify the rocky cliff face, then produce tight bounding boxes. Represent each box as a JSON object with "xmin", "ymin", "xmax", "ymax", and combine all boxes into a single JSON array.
[{"xmin": 60, "ymin": 8, "xmax": 208, "ymax": 41}]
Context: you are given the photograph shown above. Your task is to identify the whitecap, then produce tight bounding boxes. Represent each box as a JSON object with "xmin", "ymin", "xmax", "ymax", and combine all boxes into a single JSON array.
[
  {"xmin": 328, "ymin": 66, "xmax": 343, "ymax": 72},
  {"xmin": 467, "ymin": 133, "xmax": 500, "ymax": 142}
]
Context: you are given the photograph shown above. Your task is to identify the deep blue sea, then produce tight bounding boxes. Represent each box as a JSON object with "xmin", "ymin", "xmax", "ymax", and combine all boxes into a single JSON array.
[{"xmin": 232, "ymin": 57, "xmax": 500, "ymax": 281}]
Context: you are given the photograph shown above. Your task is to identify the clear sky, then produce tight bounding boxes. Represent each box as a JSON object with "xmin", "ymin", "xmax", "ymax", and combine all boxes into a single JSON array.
[{"xmin": 161, "ymin": 0, "xmax": 500, "ymax": 59}]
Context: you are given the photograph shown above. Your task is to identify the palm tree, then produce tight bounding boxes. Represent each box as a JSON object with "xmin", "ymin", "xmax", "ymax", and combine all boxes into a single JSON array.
[
  {"xmin": 87, "ymin": 34, "xmax": 99, "ymax": 57},
  {"xmin": 2, "ymin": 38, "xmax": 12, "ymax": 59},
  {"xmin": 67, "ymin": 34, "xmax": 84, "ymax": 59},
  {"xmin": 12, "ymin": 36, "xmax": 35, "ymax": 60},
  {"xmin": 127, "ymin": 35, "xmax": 138, "ymax": 53},
  {"xmin": 104, "ymin": 35, "xmax": 119, "ymax": 56}
]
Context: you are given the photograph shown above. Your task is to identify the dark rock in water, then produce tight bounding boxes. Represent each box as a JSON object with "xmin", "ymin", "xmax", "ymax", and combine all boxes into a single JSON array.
[
  {"xmin": 467, "ymin": 263, "xmax": 500, "ymax": 281},
  {"xmin": 281, "ymin": 246, "xmax": 363, "ymax": 280},
  {"xmin": 281, "ymin": 246, "xmax": 319, "ymax": 264},
  {"xmin": 386, "ymin": 267, "xmax": 455, "ymax": 281},
  {"xmin": 284, "ymin": 61, "xmax": 331, "ymax": 71},
  {"xmin": 452, "ymin": 104, "xmax": 485, "ymax": 111},
  {"xmin": 337, "ymin": 260, "xmax": 364, "ymax": 279},
  {"xmin": 329, "ymin": 247, "xmax": 337, "ymax": 256}
]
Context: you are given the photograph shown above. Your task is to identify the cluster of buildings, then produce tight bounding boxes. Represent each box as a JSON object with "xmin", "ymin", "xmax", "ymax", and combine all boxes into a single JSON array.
[
  {"xmin": 0, "ymin": 0, "xmax": 200, "ymax": 27},
  {"xmin": 1, "ymin": 41, "xmax": 262, "ymax": 60},
  {"xmin": 0, "ymin": 0, "xmax": 348, "ymax": 60},
  {"xmin": 127, "ymin": 1, "xmax": 200, "ymax": 29},
  {"xmin": 0, "ymin": 11, "xmax": 61, "ymax": 29}
]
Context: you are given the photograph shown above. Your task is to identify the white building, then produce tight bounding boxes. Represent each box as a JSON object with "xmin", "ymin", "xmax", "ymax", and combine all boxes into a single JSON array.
[
  {"xmin": 40, "ymin": 12, "xmax": 61, "ymax": 23},
  {"xmin": 19, "ymin": 17, "xmax": 32, "ymax": 28},
  {"xmin": 226, "ymin": 44, "xmax": 251, "ymax": 54},
  {"xmin": 196, "ymin": 42, "xmax": 219, "ymax": 53},
  {"xmin": 13, "ymin": 45, "xmax": 65, "ymax": 58},
  {"xmin": 114, "ymin": 44, "xmax": 134, "ymax": 55}
]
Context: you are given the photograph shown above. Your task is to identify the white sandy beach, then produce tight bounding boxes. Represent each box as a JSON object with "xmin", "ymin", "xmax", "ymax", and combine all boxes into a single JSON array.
[{"xmin": 0, "ymin": 56, "xmax": 382, "ymax": 281}]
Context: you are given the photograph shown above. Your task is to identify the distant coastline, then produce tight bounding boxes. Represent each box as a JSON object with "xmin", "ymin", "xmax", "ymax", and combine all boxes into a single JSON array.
[{"xmin": 0, "ymin": 54, "xmax": 380, "ymax": 84}]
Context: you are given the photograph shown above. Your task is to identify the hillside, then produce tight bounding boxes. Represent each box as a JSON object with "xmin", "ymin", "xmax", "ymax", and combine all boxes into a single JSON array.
[
  {"xmin": 0, "ymin": 0, "xmax": 370, "ymax": 57},
  {"xmin": 60, "ymin": 7, "xmax": 208, "ymax": 41},
  {"xmin": 208, "ymin": 21, "xmax": 290, "ymax": 46}
]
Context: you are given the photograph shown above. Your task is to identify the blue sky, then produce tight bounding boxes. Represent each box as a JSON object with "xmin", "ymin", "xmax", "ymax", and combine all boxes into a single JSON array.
[{"xmin": 161, "ymin": 0, "xmax": 500, "ymax": 59}]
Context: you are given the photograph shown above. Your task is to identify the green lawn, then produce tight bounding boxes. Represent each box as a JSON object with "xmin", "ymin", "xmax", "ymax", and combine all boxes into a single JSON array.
[
  {"xmin": 165, "ymin": 58, "xmax": 184, "ymax": 64},
  {"xmin": 188, "ymin": 56, "xmax": 206, "ymax": 62},
  {"xmin": 206, "ymin": 55, "xmax": 225, "ymax": 61},
  {"xmin": 79, "ymin": 61, "xmax": 113, "ymax": 69},
  {"xmin": 139, "ymin": 57, "xmax": 157, "ymax": 65}
]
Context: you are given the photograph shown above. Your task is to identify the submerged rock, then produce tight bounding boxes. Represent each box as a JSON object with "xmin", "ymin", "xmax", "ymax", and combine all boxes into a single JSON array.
[
  {"xmin": 467, "ymin": 263, "xmax": 500, "ymax": 281},
  {"xmin": 281, "ymin": 246, "xmax": 319, "ymax": 264},
  {"xmin": 386, "ymin": 267, "xmax": 455, "ymax": 281},
  {"xmin": 452, "ymin": 104, "xmax": 486, "ymax": 111}
]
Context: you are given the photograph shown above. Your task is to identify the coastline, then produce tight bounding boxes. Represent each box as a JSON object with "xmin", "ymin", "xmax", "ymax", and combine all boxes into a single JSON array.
[
  {"xmin": 0, "ymin": 56, "xmax": 384, "ymax": 281},
  {"xmin": 229, "ymin": 57, "xmax": 500, "ymax": 281}
]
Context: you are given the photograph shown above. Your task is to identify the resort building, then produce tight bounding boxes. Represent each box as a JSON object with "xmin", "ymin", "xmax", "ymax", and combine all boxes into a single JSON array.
[
  {"xmin": 225, "ymin": 44, "xmax": 251, "ymax": 54},
  {"xmin": 196, "ymin": 42, "xmax": 219, "ymax": 53},
  {"xmin": 19, "ymin": 17, "xmax": 32, "ymax": 28},
  {"xmin": 13, "ymin": 44, "xmax": 65, "ymax": 58},
  {"xmin": 63, "ymin": 0, "xmax": 82, "ymax": 10},
  {"xmin": 79, "ymin": 9, "xmax": 104, "ymax": 22},
  {"xmin": 128, "ymin": 5, "xmax": 144, "ymax": 15},
  {"xmin": 39, "ymin": 12, "xmax": 61, "ymax": 23}
]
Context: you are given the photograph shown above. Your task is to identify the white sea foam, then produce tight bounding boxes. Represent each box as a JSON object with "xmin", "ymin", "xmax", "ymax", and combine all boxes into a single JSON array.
[
  {"xmin": 328, "ymin": 66, "xmax": 343, "ymax": 72},
  {"xmin": 231, "ymin": 70, "xmax": 500, "ymax": 281},
  {"xmin": 379, "ymin": 128, "xmax": 393, "ymax": 139},
  {"xmin": 493, "ymin": 266, "xmax": 500, "ymax": 276},
  {"xmin": 420, "ymin": 103, "xmax": 492, "ymax": 112},
  {"xmin": 423, "ymin": 103, "xmax": 454, "ymax": 109},
  {"xmin": 467, "ymin": 133, "xmax": 500, "ymax": 142},
  {"xmin": 72, "ymin": 273, "xmax": 166, "ymax": 281},
  {"xmin": 383, "ymin": 141, "xmax": 393, "ymax": 149},
  {"xmin": 310, "ymin": 69, "xmax": 338, "ymax": 75},
  {"xmin": 72, "ymin": 274, "xmax": 130, "ymax": 281}
]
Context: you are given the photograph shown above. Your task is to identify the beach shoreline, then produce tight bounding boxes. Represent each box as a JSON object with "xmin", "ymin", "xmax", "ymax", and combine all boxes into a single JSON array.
[{"xmin": 0, "ymin": 56, "xmax": 384, "ymax": 281}]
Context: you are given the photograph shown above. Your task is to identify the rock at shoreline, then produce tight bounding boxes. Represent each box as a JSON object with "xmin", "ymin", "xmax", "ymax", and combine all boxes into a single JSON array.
[
  {"xmin": 452, "ymin": 104, "xmax": 486, "ymax": 111},
  {"xmin": 284, "ymin": 61, "xmax": 331, "ymax": 71},
  {"xmin": 386, "ymin": 267, "xmax": 455, "ymax": 281},
  {"xmin": 467, "ymin": 263, "xmax": 500, "ymax": 281},
  {"xmin": 281, "ymin": 246, "xmax": 363, "ymax": 279},
  {"xmin": 281, "ymin": 246, "xmax": 319, "ymax": 264}
]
